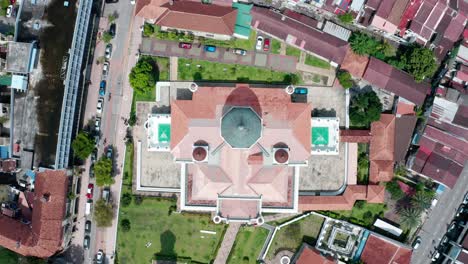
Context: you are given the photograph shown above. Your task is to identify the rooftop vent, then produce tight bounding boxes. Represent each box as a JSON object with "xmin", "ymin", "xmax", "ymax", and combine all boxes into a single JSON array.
[
  {"xmin": 41, "ymin": 193, "xmax": 50, "ymax": 203},
  {"xmin": 274, "ymin": 148, "xmax": 289, "ymax": 164},
  {"xmin": 192, "ymin": 146, "xmax": 208, "ymax": 162}
]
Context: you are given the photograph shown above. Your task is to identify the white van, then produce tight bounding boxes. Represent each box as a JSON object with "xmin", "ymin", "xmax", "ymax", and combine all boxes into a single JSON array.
[{"xmin": 85, "ymin": 200, "xmax": 92, "ymax": 216}]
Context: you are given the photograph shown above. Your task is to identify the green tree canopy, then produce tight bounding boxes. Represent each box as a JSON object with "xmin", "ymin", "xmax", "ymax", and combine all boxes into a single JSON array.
[
  {"xmin": 337, "ymin": 70, "xmax": 353, "ymax": 89},
  {"xmin": 129, "ymin": 57, "xmax": 158, "ymax": 95},
  {"xmin": 401, "ymin": 46, "xmax": 437, "ymax": 82},
  {"xmin": 121, "ymin": 193, "xmax": 132, "ymax": 207},
  {"xmin": 120, "ymin": 218, "xmax": 131, "ymax": 232},
  {"xmin": 399, "ymin": 207, "xmax": 422, "ymax": 230},
  {"xmin": 349, "ymin": 32, "xmax": 380, "ymax": 55},
  {"xmin": 338, "ymin": 13, "xmax": 354, "ymax": 24},
  {"xmin": 95, "ymin": 157, "xmax": 114, "ymax": 187},
  {"xmin": 94, "ymin": 199, "xmax": 114, "ymax": 227},
  {"xmin": 411, "ymin": 190, "xmax": 435, "ymax": 211},
  {"xmin": 102, "ymin": 32, "xmax": 113, "ymax": 43},
  {"xmin": 349, "ymin": 91, "xmax": 382, "ymax": 127},
  {"xmin": 386, "ymin": 180, "xmax": 404, "ymax": 200},
  {"xmin": 71, "ymin": 132, "xmax": 95, "ymax": 160}
]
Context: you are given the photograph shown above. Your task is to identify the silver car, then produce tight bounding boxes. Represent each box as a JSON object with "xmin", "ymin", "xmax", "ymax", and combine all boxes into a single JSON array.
[
  {"xmin": 105, "ymin": 44, "xmax": 112, "ymax": 60},
  {"xmin": 102, "ymin": 62, "xmax": 109, "ymax": 77}
]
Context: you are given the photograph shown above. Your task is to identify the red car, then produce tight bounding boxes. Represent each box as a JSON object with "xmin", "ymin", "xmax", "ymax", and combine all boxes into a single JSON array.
[
  {"xmin": 86, "ymin": 183, "xmax": 94, "ymax": 199},
  {"xmin": 178, "ymin": 42, "xmax": 192, "ymax": 49},
  {"xmin": 263, "ymin": 38, "xmax": 270, "ymax": 52}
]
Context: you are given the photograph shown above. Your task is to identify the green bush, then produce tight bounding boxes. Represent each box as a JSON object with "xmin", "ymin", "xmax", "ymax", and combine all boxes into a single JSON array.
[
  {"xmin": 338, "ymin": 13, "xmax": 354, "ymax": 24},
  {"xmin": 134, "ymin": 195, "xmax": 144, "ymax": 205},
  {"xmin": 121, "ymin": 193, "xmax": 132, "ymax": 207},
  {"xmin": 386, "ymin": 180, "xmax": 404, "ymax": 200},
  {"xmin": 337, "ymin": 70, "xmax": 353, "ymax": 89},
  {"xmin": 120, "ymin": 218, "xmax": 131, "ymax": 232},
  {"xmin": 143, "ymin": 23, "xmax": 154, "ymax": 37}
]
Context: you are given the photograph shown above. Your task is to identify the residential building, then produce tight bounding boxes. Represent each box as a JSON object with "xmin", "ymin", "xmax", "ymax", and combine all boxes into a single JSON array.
[
  {"xmin": 251, "ymin": 7, "xmax": 349, "ymax": 66},
  {"xmin": 409, "ymin": 91, "xmax": 467, "ymax": 188},
  {"xmin": 362, "ymin": 57, "xmax": 430, "ymax": 106},
  {"xmin": 360, "ymin": 233, "xmax": 412, "ymax": 264},
  {"xmin": 136, "ymin": 0, "xmax": 239, "ymax": 40},
  {"xmin": 292, "ymin": 243, "xmax": 337, "ymax": 264},
  {"xmin": 0, "ymin": 169, "xmax": 73, "ymax": 258},
  {"xmin": 367, "ymin": 0, "xmax": 411, "ymax": 35}
]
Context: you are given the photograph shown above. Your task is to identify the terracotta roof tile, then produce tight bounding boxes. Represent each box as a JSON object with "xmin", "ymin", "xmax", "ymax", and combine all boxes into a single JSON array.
[
  {"xmin": 370, "ymin": 114, "xmax": 396, "ymax": 162},
  {"xmin": 340, "ymin": 129, "xmax": 372, "ymax": 143},
  {"xmin": 295, "ymin": 243, "xmax": 337, "ymax": 264},
  {"xmin": 156, "ymin": 2, "xmax": 237, "ymax": 36},
  {"xmin": 0, "ymin": 170, "xmax": 68, "ymax": 258},
  {"xmin": 361, "ymin": 234, "xmax": 412, "ymax": 264},
  {"xmin": 366, "ymin": 185, "xmax": 385, "ymax": 203},
  {"xmin": 340, "ymin": 50, "xmax": 370, "ymax": 78}
]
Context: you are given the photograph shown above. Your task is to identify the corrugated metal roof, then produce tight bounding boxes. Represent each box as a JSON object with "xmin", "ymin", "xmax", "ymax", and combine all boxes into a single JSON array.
[{"xmin": 322, "ymin": 21, "xmax": 351, "ymax": 41}]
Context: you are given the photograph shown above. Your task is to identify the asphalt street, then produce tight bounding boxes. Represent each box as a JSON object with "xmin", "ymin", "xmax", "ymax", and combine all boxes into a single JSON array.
[{"xmin": 411, "ymin": 161, "xmax": 468, "ymax": 264}]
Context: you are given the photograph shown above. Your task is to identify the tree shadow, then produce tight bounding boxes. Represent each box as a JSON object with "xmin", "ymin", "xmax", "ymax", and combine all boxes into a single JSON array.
[
  {"xmin": 52, "ymin": 244, "xmax": 85, "ymax": 264},
  {"xmin": 155, "ymin": 230, "xmax": 177, "ymax": 261}
]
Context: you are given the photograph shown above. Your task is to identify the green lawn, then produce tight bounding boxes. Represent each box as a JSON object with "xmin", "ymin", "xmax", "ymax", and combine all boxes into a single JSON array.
[
  {"xmin": 304, "ymin": 54, "xmax": 331, "ymax": 69},
  {"xmin": 327, "ymin": 201, "xmax": 387, "ymax": 227},
  {"xmin": 178, "ymin": 58, "xmax": 299, "ymax": 83},
  {"xmin": 0, "ymin": 247, "xmax": 17, "ymax": 264},
  {"xmin": 270, "ymin": 39, "xmax": 282, "ymax": 54},
  {"xmin": 286, "ymin": 46, "xmax": 301, "ymax": 59},
  {"xmin": 133, "ymin": 57, "xmax": 169, "ymax": 102},
  {"xmin": 117, "ymin": 143, "xmax": 226, "ymax": 263},
  {"xmin": 228, "ymin": 226, "xmax": 269, "ymax": 264},
  {"xmin": 117, "ymin": 197, "xmax": 226, "ymax": 263},
  {"xmin": 267, "ymin": 215, "xmax": 324, "ymax": 259}
]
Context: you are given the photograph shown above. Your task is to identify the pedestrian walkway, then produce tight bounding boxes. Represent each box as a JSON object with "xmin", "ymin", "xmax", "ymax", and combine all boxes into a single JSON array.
[
  {"xmin": 169, "ymin": 56, "xmax": 178, "ymax": 81},
  {"xmin": 263, "ymin": 213, "xmax": 299, "ymax": 223},
  {"xmin": 140, "ymin": 38, "xmax": 297, "ymax": 73},
  {"xmin": 214, "ymin": 223, "xmax": 241, "ymax": 264}
]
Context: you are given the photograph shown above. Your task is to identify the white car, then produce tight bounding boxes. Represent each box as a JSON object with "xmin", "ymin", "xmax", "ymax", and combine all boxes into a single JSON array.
[
  {"xmin": 463, "ymin": 192, "xmax": 468, "ymax": 204},
  {"xmin": 105, "ymin": 44, "xmax": 112, "ymax": 60},
  {"xmin": 95, "ymin": 117, "xmax": 101, "ymax": 132},
  {"xmin": 102, "ymin": 62, "xmax": 109, "ymax": 77},
  {"xmin": 255, "ymin": 36, "xmax": 264, "ymax": 51},
  {"xmin": 6, "ymin": 5, "xmax": 12, "ymax": 18},
  {"xmin": 130, "ymin": 0, "xmax": 135, "ymax": 4},
  {"xmin": 96, "ymin": 98, "xmax": 104, "ymax": 114},
  {"xmin": 96, "ymin": 250, "xmax": 104, "ymax": 264}
]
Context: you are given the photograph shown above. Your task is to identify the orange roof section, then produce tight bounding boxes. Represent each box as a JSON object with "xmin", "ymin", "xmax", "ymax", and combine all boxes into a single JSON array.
[
  {"xmin": 369, "ymin": 114, "xmax": 396, "ymax": 184},
  {"xmin": 296, "ymin": 244, "xmax": 337, "ymax": 264},
  {"xmin": 0, "ymin": 170, "xmax": 68, "ymax": 258},
  {"xmin": 340, "ymin": 49, "xmax": 370, "ymax": 78}
]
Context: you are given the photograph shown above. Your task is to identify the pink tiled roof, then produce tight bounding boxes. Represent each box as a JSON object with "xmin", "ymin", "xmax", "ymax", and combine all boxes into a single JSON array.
[
  {"xmin": 444, "ymin": 12, "xmax": 467, "ymax": 42},
  {"xmin": 361, "ymin": 234, "xmax": 412, "ymax": 264},
  {"xmin": 340, "ymin": 50, "xmax": 370, "ymax": 78},
  {"xmin": 396, "ymin": 101, "xmax": 415, "ymax": 116},
  {"xmin": 369, "ymin": 114, "xmax": 396, "ymax": 184}
]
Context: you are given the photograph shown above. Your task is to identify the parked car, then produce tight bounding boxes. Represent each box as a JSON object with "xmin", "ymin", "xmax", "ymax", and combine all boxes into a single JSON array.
[
  {"xmin": 255, "ymin": 36, "xmax": 264, "ymax": 50},
  {"xmin": 91, "ymin": 148, "xmax": 97, "ymax": 163},
  {"xmin": 294, "ymin": 87, "xmax": 308, "ymax": 94},
  {"xmin": 456, "ymin": 205, "xmax": 467, "ymax": 218},
  {"xmin": 109, "ymin": 23, "xmax": 116, "ymax": 37},
  {"xmin": 412, "ymin": 237, "xmax": 421, "ymax": 249},
  {"xmin": 97, "ymin": 98, "xmax": 104, "ymax": 114},
  {"xmin": 95, "ymin": 117, "xmax": 101, "ymax": 132},
  {"xmin": 178, "ymin": 42, "xmax": 192, "ymax": 49},
  {"xmin": 263, "ymin": 38, "xmax": 270, "ymax": 52},
  {"xmin": 6, "ymin": 5, "xmax": 12, "ymax": 18},
  {"xmin": 86, "ymin": 183, "xmax": 94, "ymax": 199},
  {"xmin": 431, "ymin": 251, "xmax": 440, "ymax": 261},
  {"xmin": 105, "ymin": 44, "xmax": 112, "ymax": 59},
  {"xmin": 130, "ymin": 0, "xmax": 135, "ymax": 4},
  {"xmin": 102, "ymin": 188, "xmax": 111, "ymax": 203},
  {"xmin": 99, "ymin": 81, "xmax": 106, "ymax": 96},
  {"xmin": 204, "ymin": 45, "xmax": 216, "ymax": 52},
  {"xmin": 89, "ymin": 164, "xmax": 95, "ymax": 178},
  {"xmin": 85, "ymin": 200, "xmax": 92, "ymax": 215},
  {"xmin": 96, "ymin": 250, "xmax": 104, "ymax": 264},
  {"xmin": 232, "ymin": 48, "xmax": 247, "ymax": 56},
  {"xmin": 106, "ymin": 146, "xmax": 113, "ymax": 159},
  {"xmin": 85, "ymin": 220, "xmax": 91, "ymax": 233},
  {"xmin": 83, "ymin": 236, "xmax": 91, "ymax": 249},
  {"xmin": 102, "ymin": 62, "xmax": 109, "ymax": 77},
  {"xmin": 463, "ymin": 192, "xmax": 468, "ymax": 204}
]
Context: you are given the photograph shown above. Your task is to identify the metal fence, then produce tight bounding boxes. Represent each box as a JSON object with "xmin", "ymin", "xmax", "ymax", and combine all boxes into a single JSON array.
[{"xmin": 55, "ymin": 0, "xmax": 93, "ymax": 169}]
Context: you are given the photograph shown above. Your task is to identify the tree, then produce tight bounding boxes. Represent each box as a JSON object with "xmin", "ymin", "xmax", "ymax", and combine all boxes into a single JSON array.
[
  {"xmin": 349, "ymin": 91, "xmax": 382, "ymax": 127},
  {"xmin": 143, "ymin": 23, "xmax": 155, "ymax": 37},
  {"xmin": 94, "ymin": 199, "xmax": 114, "ymax": 227},
  {"xmin": 121, "ymin": 193, "xmax": 132, "ymax": 207},
  {"xmin": 336, "ymin": 70, "xmax": 353, "ymax": 89},
  {"xmin": 94, "ymin": 157, "xmax": 114, "ymax": 187},
  {"xmin": 338, "ymin": 13, "xmax": 354, "ymax": 24},
  {"xmin": 386, "ymin": 180, "xmax": 404, "ymax": 200},
  {"xmin": 108, "ymin": 12, "xmax": 118, "ymax": 23},
  {"xmin": 349, "ymin": 32, "xmax": 380, "ymax": 55},
  {"xmin": 72, "ymin": 132, "xmax": 95, "ymax": 160},
  {"xmin": 102, "ymin": 32, "xmax": 113, "ymax": 43},
  {"xmin": 411, "ymin": 190, "xmax": 435, "ymax": 211},
  {"xmin": 129, "ymin": 57, "xmax": 158, "ymax": 95},
  {"xmin": 401, "ymin": 46, "xmax": 437, "ymax": 82},
  {"xmin": 120, "ymin": 219, "xmax": 131, "ymax": 232},
  {"xmin": 399, "ymin": 207, "xmax": 421, "ymax": 230}
]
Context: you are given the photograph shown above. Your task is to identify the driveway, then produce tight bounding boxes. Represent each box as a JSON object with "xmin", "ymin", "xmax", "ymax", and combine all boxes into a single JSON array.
[
  {"xmin": 139, "ymin": 38, "xmax": 298, "ymax": 73},
  {"xmin": 411, "ymin": 162, "xmax": 468, "ymax": 264}
]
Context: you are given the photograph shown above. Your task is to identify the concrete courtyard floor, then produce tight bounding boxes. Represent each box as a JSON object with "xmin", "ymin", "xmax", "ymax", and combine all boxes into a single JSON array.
[
  {"xmin": 300, "ymin": 85, "xmax": 347, "ymax": 192},
  {"xmin": 134, "ymin": 102, "xmax": 180, "ymax": 188}
]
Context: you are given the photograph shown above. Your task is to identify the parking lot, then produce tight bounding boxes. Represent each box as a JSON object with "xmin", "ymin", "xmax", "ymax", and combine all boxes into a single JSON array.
[{"xmin": 140, "ymin": 38, "xmax": 298, "ymax": 73}]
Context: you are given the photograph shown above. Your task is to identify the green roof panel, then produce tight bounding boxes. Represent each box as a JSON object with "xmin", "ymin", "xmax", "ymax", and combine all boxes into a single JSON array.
[{"xmin": 221, "ymin": 107, "xmax": 262, "ymax": 149}]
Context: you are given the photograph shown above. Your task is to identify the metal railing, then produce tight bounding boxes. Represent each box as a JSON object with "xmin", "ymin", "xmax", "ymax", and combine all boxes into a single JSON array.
[{"xmin": 55, "ymin": 0, "xmax": 93, "ymax": 169}]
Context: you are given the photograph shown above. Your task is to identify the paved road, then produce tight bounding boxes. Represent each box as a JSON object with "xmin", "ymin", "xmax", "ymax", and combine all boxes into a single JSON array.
[
  {"xmin": 139, "ymin": 38, "xmax": 298, "ymax": 73},
  {"xmin": 411, "ymin": 162, "xmax": 468, "ymax": 264}
]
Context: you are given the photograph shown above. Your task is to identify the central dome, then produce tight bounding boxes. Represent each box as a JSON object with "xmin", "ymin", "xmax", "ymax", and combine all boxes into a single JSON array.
[{"xmin": 221, "ymin": 107, "xmax": 262, "ymax": 149}]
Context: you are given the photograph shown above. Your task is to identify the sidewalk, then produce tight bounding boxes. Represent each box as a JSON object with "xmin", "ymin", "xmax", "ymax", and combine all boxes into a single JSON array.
[{"xmin": 214, "ymin": 223, "xmax": 241, "ymax": 264}]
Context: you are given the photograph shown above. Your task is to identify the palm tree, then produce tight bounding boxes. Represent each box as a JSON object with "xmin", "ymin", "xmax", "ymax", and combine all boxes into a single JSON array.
[
  {"xmin": 399, "ymin": 207, "xmax": 422, "ymax": 230},
  {"xmin": 411, "ymin": 191, "xmax": 434, "ymax": 211}
]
